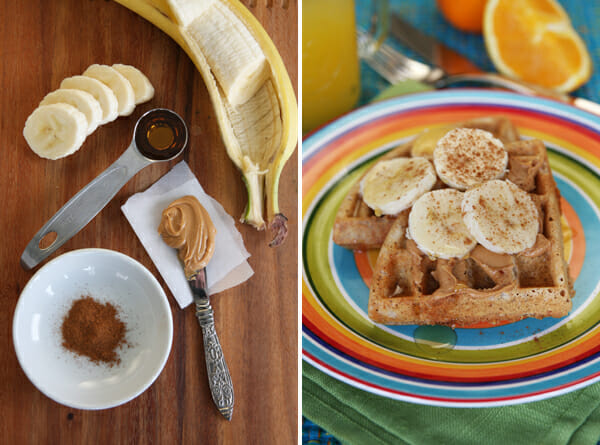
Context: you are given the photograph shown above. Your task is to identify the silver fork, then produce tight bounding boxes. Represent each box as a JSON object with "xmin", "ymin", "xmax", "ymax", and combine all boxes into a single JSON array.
[
  {"xmin": 358, "ymin": 29, "xmax": 445, "ymax": 85},
  {"xmin": 357, "ymin": 28, "xmax": 600, "ymax": 114},
  {"xmin": 244, "ymin": 0, "xmax": 290, "ymax": 8}
]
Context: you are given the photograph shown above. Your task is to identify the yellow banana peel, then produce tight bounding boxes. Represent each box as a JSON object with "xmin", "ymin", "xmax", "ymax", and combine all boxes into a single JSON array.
[{"xmin": 113, "ymin": 0, "xmax": 297, "ymax": 246}]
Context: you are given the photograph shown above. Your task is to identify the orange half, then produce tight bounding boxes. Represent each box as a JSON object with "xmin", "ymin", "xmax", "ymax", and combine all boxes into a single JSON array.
[{"xmin": 483, "ymin": 0, "xmax": 592, "ymax": 92}]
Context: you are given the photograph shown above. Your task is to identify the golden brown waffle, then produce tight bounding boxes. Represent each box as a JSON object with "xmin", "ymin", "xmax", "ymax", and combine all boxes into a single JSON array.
[
  {"xmin": 368, "ymin": 138, "xmax": 573, "ymax": 326},
  {"xmin": 332, "ymin": 117, "xmax": 521, "ymax": 250}
]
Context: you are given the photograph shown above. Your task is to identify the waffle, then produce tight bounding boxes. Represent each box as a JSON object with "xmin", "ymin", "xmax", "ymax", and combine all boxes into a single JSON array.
[
  {"xmin": 332, "ymin": 117, "xmax": 521, "ymax": 250},
  {"xmin": 368, "ymin": 138, "xmax": 574, "ymax": 326}
]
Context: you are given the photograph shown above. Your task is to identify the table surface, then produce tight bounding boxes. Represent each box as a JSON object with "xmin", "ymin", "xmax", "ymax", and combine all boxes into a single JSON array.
[{"xmin": 0, "ymin": 0, "xmax": 298, "ymax": 443}]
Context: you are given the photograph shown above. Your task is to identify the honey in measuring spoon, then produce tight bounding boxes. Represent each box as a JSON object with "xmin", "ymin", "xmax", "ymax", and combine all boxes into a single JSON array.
[
  {"xmin": 147, "ymin": 123, "xmax": 175, "ymax": 150},
  {"xmin": 135, "ymin": 109, "xmax": 187, "ymax": 160}
]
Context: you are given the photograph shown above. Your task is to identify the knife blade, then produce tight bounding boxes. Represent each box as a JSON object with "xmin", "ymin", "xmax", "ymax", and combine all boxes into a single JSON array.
[{"xmin": 390, "ymin": 14, "xmax": 482, "ymax": 75}]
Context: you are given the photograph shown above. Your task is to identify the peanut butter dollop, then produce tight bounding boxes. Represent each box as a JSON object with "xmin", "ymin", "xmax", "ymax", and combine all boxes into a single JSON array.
[{"xmin": 158, "ymin": 195, "xmax": 216, "ymax": 278}]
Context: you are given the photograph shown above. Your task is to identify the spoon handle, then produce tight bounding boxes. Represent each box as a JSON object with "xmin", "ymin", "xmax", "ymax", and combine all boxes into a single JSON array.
[
  {"xmin": 189, "ymin": 270, "xmax": 234, "ymax": 421},
  {"xmin": 20, "ymin": 145, "xmax": 150, "ymax": 270}
]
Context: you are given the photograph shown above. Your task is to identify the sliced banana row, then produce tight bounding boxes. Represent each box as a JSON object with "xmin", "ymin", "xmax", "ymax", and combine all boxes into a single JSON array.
[
  {"xmin": 407, "ymin": 181, "xmax": 538, "ymax": 259},
  {"xmin": 23, "ymin": 64, "xmax": 154, "ymax": 160},
  {"xmin": 362, "ymin": 127, "xmax": 539, "ymax": 258}
]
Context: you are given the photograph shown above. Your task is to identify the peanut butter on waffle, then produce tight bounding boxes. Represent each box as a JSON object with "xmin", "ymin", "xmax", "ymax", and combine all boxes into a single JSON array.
[
  {"xmin": 332, "ymin": 117, "xmax": 574, "ymax": 326},
  {"xmin": 367, "ymin": 138, "xmax": 573, "ymax": 326}
]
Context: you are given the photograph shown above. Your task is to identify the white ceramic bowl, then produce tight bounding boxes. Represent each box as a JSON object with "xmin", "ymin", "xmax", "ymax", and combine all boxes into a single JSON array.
[{"xmin": 13, "ymin": 248, "xmax": 173, "ymax": 410}]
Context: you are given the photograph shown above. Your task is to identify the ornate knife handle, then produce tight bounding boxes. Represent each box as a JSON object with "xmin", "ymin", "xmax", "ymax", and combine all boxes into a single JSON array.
[{"xmin": 190, "ymin": 270, "xmax": 234, "ymax": 421}]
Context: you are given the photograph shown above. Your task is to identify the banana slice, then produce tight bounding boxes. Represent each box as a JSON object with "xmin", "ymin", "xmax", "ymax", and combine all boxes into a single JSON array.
[
  {"xmin": 23, "ymin": 103, "xmax": 88, "ymax": 160},
  {"xmin": 462, "ymin": 179, "xmax": 539, "ymax": 254},
  {"xmin": 83, "ymin": 64, "xmax": 136, "ymax": 116},
  {"xmin": 410, "ymin": 124, "xmax": 456, "ymax": 159},
  {"xmin": 360, "ymin": 157, "xmax": 436, "ymax": 216},
  {"xmin": 433, "ymin": 128, "xmax": 508, "ymax": 190},
  {"xmin": 408, "ymin": 189, "xmax": 477, "ymax": 259},
  {"xmin": 60, "ymin": 75, "xmax": 119, "ymax": 124},
  {"xmin": 39, "ymin": 88, "xmax": 103, "ymax": 135},
  {"xmin": 112, "ymin": 64, "xmax": 155, "ymax": 104}
]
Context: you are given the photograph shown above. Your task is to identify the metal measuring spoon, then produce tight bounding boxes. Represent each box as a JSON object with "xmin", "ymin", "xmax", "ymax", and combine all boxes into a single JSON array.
[{"xmin": 21, "ymin": 108, "xmax": 188, "ymax": 270}]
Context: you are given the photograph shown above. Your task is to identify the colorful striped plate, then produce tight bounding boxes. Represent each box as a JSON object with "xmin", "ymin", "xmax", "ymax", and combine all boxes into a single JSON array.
[{"xmin": 302, "ymin": 90, "xmax": 600, "ymax": 407}]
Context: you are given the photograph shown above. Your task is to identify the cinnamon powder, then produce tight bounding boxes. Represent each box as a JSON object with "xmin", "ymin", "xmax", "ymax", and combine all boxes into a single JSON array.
[{"xmin": 61, "ymin": 296, "xmax": 127, "ymax": 365}]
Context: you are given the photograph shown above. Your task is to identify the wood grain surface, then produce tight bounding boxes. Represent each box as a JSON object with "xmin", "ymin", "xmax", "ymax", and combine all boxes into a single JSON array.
[{"xmin": 0, "ymin": 0, "xmax": 298, "ymax": 443}]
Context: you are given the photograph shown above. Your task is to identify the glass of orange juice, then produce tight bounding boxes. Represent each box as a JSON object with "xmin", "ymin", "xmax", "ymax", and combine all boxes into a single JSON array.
[{"xmin": 302, "ymin": 0, "xmax": 388, "ymax": 134}]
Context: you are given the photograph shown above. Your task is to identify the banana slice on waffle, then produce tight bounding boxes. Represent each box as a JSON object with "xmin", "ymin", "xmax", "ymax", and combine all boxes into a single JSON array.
[
  {"xmin": 462, "ymin": 179, "xmax": 539, "ymax": 254},
  {"xmin": 408, "ymin": 189, "xmax": 477, "ymax": 259},
  {"xmin": 433, "ymin": 128, "xmax": 508, "ymax": 190},
  {"xmin": 360, "ymin": 157, "xmax": 436, "ymax": 216},
  {"xmin": 333, "ymin": 117, "xmax": 522, "ymax": 251},
  {"xmin": 410, "ymin": 124, "xmax": 456, "ymax": 159}
]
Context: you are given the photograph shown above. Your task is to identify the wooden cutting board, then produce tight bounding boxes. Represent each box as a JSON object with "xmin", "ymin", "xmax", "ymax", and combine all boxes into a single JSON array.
[{"xmin": 0, "ymin": 0, "xmax": 298, "ymax": 442}]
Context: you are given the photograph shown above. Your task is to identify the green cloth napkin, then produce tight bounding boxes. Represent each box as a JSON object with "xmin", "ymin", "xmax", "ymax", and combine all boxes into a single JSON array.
[
  {"xmin": 302, "ymin": 80, "xmax": 600, "ymax": 445},
  {"xmin": 303, "ymin": 362, "xmax": 600, "ymax": 445}
]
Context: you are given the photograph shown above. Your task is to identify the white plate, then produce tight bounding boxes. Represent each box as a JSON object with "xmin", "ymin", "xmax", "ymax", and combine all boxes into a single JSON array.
[{"xmin": 13, "ymin": 248, "xmax": 173, "ymax": 410}]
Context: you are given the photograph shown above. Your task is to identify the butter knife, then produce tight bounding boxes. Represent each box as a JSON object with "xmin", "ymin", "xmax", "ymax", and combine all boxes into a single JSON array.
[
  {"xmin": 188, "ymin": 268, "xmax": 234, "ymax": 421},
  {"xmin": 387, "ymin": 14, "xmax": 600, "ymax": 116}
]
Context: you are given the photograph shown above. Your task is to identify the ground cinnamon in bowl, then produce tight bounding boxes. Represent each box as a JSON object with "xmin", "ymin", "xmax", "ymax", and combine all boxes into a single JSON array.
[{"xmin": 60, "ymin": 296, "xmax": 127, "ymax": 366}]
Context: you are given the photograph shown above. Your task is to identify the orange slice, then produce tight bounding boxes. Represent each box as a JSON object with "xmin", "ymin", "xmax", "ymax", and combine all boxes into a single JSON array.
[
  {"xmin": 483, "ymin": 0, "xmax": 591, "ymax": 92},
  {"xmin": 436, "ymin": 0, "xmax": 486, "ymax": 33}
]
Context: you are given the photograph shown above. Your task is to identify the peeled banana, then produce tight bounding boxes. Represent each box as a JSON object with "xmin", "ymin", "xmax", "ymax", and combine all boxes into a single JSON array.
[
  {"xmin": 113, "ymin": 0, "xmax": 298, "ymax": 246},
  {"xmin": 183, "ymin": 0, "xmax": 269, "ymax": 107}
]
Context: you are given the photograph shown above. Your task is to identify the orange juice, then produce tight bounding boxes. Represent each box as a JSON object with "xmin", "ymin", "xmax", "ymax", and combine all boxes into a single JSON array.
[{"xmin": 302, "ymin": 0, "xmax": 360, "ymax": 134}]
